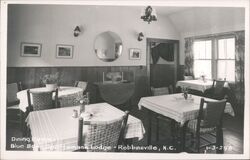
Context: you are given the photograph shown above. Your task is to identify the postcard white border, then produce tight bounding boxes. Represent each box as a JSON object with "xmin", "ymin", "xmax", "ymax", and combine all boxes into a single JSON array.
[{"xmin": 1, "ymin": 0, "xmax": 249, "ymax": 160}]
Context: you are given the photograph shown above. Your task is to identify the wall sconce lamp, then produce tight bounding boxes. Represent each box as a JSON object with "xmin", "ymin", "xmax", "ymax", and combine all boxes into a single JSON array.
[
  {"xmin": 137, "ymin": 32, "xmax": 144, "ymax": 41},
  {"xmin": 74, "ymin": 26, "xmax": 81, "ymax": 37}
]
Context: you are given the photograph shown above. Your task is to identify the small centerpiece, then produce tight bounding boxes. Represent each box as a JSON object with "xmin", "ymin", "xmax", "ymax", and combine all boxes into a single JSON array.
[
  {"xmin": 182, "ymin": 87, "xmax": 189, "ymax": 100},
  {"xmin": 41, "ymin": 72, "xmax": 60, "ymax": 90},
  {"xmin": 74, "ymin": 92, "xmax": 90, "ymax": 115},
  {"xmin": 201, "ymin": 74, "xmax": 206, "ymax": 82}
]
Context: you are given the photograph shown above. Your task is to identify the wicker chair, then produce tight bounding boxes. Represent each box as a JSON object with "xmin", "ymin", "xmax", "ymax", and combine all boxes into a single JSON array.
[
  {"xmin": 74, "ymin": 81, "xmax": 88, "ymax": 91},
  {"xmin": 204, "ymin": 80, "xmax": 227, "ymax": 100},
  {"xmin": 27, "ymin": 88, "xmax": 58, "ymax": 111},
  {"xmin": 183, "ymin": 98, "xmax": 227, "ymax": 153},
  {"xmin": 59, "ymin": 93, "xmax": 82, "ymax": 107},
  {"xmin": 76, "ymin": 111, "xmax": 129, "ymax": 152},
  {"xmin": 151, "ymin": 86, "xmax": 169, "ymax": 95},
  {"xmin": 184, "ymin": 75, "xmax": 194, "ymax": 80},
  {"xmin": 7, "ymin": 82, "xmax": 23, "ymax": 128}
]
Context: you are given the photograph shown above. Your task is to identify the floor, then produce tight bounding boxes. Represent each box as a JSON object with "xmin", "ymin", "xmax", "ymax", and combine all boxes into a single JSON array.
[
  {"xmin": 130, "ymin": 106, "xmax": 244, "ymax": 154},
  {"xmin": 6, "ymin": 105, "xmax": 244, "ymax": 154}
]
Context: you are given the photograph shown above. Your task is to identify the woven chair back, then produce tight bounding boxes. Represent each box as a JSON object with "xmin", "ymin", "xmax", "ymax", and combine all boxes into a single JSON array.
[
  {"xmin": 199, "ymin": 98, "xmax": 227, "ymax": 127},
  {"xmin": 28, "ymin": 89, "xmax": 58, "ymax": 111},
  {"xmin": 84, "ymin": 116, "xmax": 124, "ymax": 152},
  {"xmin": 184, "ymin": 76, "xmax": 194, "ymax": 80},
  {"xmin": 151, "ymin": 87, "xmax": 169, "ymax": 96},
  {"xmin": 213, "ymin": 80, "xmax": 226, "ymax": 96},
  {"xmin": 75, "ymin": 81, "xmax": 88, "ymax": 91},
  {"xmin": 59, "ymin": 93, "xmax": 83, "ymax": 107}
]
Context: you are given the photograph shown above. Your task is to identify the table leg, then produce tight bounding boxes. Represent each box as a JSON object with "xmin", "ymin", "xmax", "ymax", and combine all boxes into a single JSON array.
[
  {"xmin": 180, "ymin": 121, "xmax": 188, "ymax": 152},
  {"xmin": 156, "ymin": 114, "xmax": 159, "ymax": 141},
  {"xmin": 170, "ymin": 121, "xmax": 187, "ymax": 153},
  {"xmin": 147, "ymin": 109, "xmax": 152, "ymax": 145},
  {"xmin": 170, "ymin": 120, "xmax": 177, "ymax": 146}
]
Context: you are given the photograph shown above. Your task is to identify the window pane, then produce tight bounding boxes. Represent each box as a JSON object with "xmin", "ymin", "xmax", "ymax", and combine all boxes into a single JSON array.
[
  {"xmin": 194, "ymin": 60, "xmax": 212, "ymax": 79},
  {"xmin": 205, "ymin": 40, "xmax": 212, "ymax": 59},
  {"xmin": 218, "ymin": 38, "xmax": 235, "ymax": 59},
  {"xmin": 226, "ymin": 38, "xmax": 235, "ymax": 59},
  {"xmin": 194, "ymin": 40, "xmax": 211, "ymax": 59},
  {"xmin": 218, "ymin": 39, "xmax": 225, "ymax": 59},
  {"xmin": 199, "ymin": 41, "xmax": 206, "ymax": 59},
  {"xmin": 217, "ymin": 60, "xmax": 235, "ymax": 81}
]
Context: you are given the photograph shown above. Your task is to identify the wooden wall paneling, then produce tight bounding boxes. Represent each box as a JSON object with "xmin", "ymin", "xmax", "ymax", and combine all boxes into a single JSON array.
[
  {"xmin": 59, "ymin": 67, "xmax": 73, "ymax": 86},
  {"xmin": 133, "ymin": 66, "xmax": 148, "ymax": 105},
  {"xmin": 80, "ymin": 67, "xmax": 88, "ymax": 82},
  {"xmin": 34, "ymin": 67, "xmax": 43, "ymax": 88},
  {"xmin": 36, "ymin": 67, "xmax": 52, "ymax": 88},
  {"xmin": 7, "ymin": 67, "xmax": 16, "ymax": 84},
  {"xmin": 70, "ymin": 67, "xmax": 84, "ymax": 84},
  {"xmin": 7, "ymin": 66, "xmax": 149, "ymax": 107},
  {"xmin": 86, "ymin": 67, "xmax": 96, "ymax": 83},
  {"xmin": 23, "ymin": 67, "xmax": 36, "ymax": 89},
  {"xmin": 127, "ymin": 66, "xmax": 134, "ymax": 82}
]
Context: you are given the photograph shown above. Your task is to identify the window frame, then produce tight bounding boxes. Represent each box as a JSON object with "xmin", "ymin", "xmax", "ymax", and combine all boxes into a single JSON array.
[
  {"xmin": 216, "ymin": 35, "xmax": 236, "ymax": 82},
  {"xmin": 192, "ymin": 34, "xmax": 236, "ymax": 82}
]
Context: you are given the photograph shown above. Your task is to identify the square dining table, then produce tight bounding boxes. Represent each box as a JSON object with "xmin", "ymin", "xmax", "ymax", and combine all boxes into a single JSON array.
[
  {"xmin": 138, "ymin": 93, "xmax": 235, "ymax": 152},
  {"xmin": 176, "ymin": 80, "xmax": 213, "ymax": 92},
  {"xmin": 26, "ymin": 103, "xmax": 145, "ymax": 151}
]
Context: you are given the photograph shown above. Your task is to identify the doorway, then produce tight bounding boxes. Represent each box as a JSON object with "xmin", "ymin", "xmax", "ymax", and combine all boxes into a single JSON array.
[{"xmin": 146, "ymin": 38, "xmax": 179, "ymax": 91}]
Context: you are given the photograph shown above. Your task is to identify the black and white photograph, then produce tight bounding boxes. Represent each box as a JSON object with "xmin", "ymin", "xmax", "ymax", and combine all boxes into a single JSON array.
[
  {"xmin": 129, "ymin": 48, "xmax": 141, "ymax": 60},
  {"xmin": 0, "ymin": 0, "xmax": 249, "ymax": 160},
  {"xmin": 20, "ymin": 43, "xmax": 41, "ymax": 57},
  {"xmin": 56, "ymin": 45, "xmax": 73, "ymax": 58}
]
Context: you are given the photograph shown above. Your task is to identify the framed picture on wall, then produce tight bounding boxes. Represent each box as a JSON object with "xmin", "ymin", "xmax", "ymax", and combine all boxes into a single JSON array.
[
  {"xmin": 20, "ymin": 42, "xmax": 42, "ymax": 57},
  {"xmin": 129, "ymin": 48, "xmax": 141, "ymax": 60},
  {"xmin": 56, "ymin": 44, "xmax": 73, "ymax": 58}
]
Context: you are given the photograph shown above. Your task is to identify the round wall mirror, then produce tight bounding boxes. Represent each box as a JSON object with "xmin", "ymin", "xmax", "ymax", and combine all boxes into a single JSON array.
[{"xmin": 94, "ymin": 31, "xmax": 123, "ymax": 62}]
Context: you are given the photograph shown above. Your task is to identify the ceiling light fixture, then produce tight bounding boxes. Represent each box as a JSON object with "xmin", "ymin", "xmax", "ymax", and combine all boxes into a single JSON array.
[{"xmin": 141, "ymin": 6, "xmax": 157, "ymax": 24}]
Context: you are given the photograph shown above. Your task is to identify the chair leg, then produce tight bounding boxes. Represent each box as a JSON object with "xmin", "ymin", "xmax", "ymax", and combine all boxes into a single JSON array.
[
  {"xmin": 147, "ymin": 110, "xmax": 152, "ymax": 145},
  {"xmin": 197, "ymin": 132, "xmax": 200, "ymax": 153},
  {"xmin": 216, "ymin": 127, "xmax": 224, "ymax": 154}
]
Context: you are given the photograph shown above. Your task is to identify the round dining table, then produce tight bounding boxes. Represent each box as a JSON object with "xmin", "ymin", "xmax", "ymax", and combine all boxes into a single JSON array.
[{"xmin": 17, "ymin": 86, "xmax": 84, "ymax": 112}]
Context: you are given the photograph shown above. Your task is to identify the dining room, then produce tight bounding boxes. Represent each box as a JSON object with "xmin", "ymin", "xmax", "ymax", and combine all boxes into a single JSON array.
[{"xmin": 1, "ymin": 0, "xmax": 249, "ymax": 159}]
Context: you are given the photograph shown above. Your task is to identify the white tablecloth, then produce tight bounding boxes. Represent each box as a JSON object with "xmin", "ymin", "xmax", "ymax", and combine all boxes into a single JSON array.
[
  {"xmin": 138, "ymin": 93, "xmax": 235, "ymax": 126},
  {"xmin": 26, "ymin": 103, "xmax": 145, "ymax": 151},
  {"xmin": 176, "ymin": 80, "xmax": 213, "ymax": 92},
  {"xmin": 17, "ymin": 86, "xmax": 83, "ymax": 112}
]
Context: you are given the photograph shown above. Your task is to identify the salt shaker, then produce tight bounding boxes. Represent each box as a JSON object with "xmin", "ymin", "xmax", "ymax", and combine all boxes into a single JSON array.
[{"xmin": 72, "ymin": 109, "xmax": 78, "ymax": 118}]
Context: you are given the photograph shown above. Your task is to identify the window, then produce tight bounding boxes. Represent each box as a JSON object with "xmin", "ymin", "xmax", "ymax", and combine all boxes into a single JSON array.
[
  {"xmin": 217, "ymin": 38, "xmax": 235, "ymax": 81},
  {"xmin": 192, "ymin": 36, "xmax": 235, "ymax": 82},
  {"xmin": 193, "ymin": 40, "xmax": 212, "ymax": 79}
]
